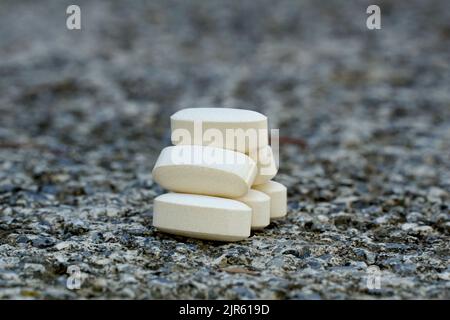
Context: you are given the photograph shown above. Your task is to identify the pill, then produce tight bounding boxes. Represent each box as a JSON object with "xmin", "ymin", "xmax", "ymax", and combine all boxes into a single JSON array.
[
  {"xmin": 234, "ymin": 189, "xmax": 270, "ymax": 230},
  {"xmin": 253, "ymin": 181, "xmax": 287, "ymax": 219},
  {"xmin": 152, "ymin": 145, "xmax": 257, "ymax": 198},
  {"xmin": 248, "ymin": 145, "xmax": 278, "ymax": 186},
  {"xmin": 171, "ymin": 108, "xmax": 268, "ymax": 153},
  {"xmin": 153, "ymin": 193, "xmax": 252, "ymax": 241}
]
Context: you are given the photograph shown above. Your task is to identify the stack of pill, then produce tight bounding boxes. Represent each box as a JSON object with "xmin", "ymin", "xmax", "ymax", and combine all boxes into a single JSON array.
[{"xmin": 151, "ymin": 108, "xmax": 287, "ymax": 241}]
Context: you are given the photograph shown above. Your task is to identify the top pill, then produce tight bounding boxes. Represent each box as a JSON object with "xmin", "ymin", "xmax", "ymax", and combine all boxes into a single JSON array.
[{"xmin": 171, "ymin": 108, "xmax": 268, "ymax": 153}]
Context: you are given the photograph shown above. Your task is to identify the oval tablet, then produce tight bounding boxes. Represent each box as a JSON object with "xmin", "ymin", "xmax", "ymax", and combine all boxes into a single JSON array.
[
  {"xmin": 234, "ymin": 189, "xmax": 270, "ymax": 230},
  {"xmin": 152, "ymin": 145, "xmax": 256, "ymax": 198},
  {"xmin": 253, "ymin": 181, "xmax": 287, "ymax": 219},
  {"xmin": 248, "ymin": 145, "xmax": 278, "ymax": 186},
  {"xmin": 171, "ymin": 108, "xmax": 268, "ymax": 153},
  {"xmin": 153, "ymin": 193, "xmax": 252, "ymax": 242}
]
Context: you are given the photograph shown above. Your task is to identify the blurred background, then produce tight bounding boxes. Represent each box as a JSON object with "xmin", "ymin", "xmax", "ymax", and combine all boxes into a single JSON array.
[{"xmin": 0, "ymin": 0, "xmax": 449, "ymax": 299}]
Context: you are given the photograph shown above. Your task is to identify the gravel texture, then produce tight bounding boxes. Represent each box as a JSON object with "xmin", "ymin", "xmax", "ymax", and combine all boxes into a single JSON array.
[{"xmin": 0, "ymin": 0, "xmax": 449, "ymax": 299}]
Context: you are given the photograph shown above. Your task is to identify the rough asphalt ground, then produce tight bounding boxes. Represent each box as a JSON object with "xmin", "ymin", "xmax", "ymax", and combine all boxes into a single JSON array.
[{"xmin": 0, "ymin": 0, "xmax": 449, "ymax": 299}]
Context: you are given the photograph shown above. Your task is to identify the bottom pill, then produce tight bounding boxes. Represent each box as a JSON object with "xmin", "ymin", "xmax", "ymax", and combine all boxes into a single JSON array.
[
  {"xmin": 253, "ymin": 181, "xmax": 287, "ymax": 219},
  {"xmin": 153, "ymin": 193, "xmax": 252, "ymax": 242},
  {"xmin": 234, "ymin": 189, "xmax": 271, "ymax": 229}
]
